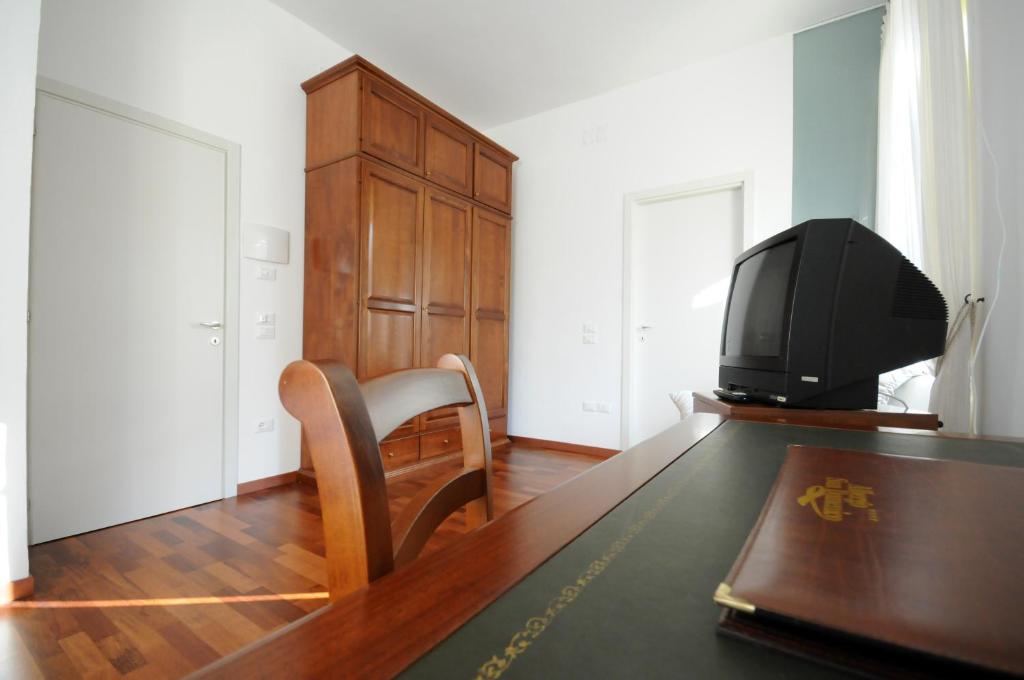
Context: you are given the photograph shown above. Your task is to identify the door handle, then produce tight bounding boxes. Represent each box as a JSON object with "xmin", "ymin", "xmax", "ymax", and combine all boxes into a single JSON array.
[{"xmin": 197, "ymin": 321, "xmax": 224, "ymax": 330}]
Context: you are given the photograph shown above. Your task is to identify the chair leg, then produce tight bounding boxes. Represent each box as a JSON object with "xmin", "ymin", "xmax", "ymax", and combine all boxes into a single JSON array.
[{"xmin": 465, "ymin": 496, "xmax": 488, "ymax": 530}]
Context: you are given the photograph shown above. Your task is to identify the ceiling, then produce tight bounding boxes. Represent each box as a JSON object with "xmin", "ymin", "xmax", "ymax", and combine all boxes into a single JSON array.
[{"xmin": 272, "ymin": 0, "xmax": 880, "ymax": 130}]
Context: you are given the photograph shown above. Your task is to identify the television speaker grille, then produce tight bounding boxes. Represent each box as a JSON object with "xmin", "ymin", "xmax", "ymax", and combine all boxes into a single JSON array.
[{"xmin": 892, "ymin": 259, "xmax": 948, "ymax": 321}]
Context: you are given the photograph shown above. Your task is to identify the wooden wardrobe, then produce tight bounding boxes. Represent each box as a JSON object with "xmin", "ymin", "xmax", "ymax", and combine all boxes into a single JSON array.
[{"xmin": 300, "ymin": 56, "xmax": 516, "ymax": 478}]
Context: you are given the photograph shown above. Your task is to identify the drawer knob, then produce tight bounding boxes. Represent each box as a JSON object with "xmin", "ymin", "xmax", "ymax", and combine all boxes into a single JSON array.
[
  {"xmin": 442, "ymin": 439, "xmax": 449, "ymax": 445},
  {"xmin": 387, "ymin": 451, "xmax": 394, "ymax": 458},
  {"xmin": 474, "ymin": 192, "xmax": 480, "ymax": 197},
  {"xmin": 425, "ymin": 170, "xmax": 431, "ymax": 176}
]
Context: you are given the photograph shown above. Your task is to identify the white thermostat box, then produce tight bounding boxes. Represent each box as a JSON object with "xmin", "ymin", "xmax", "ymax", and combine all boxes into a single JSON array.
[{"xmin": 243, "ymin": 223, "xmax": 290, "ymax": 264}]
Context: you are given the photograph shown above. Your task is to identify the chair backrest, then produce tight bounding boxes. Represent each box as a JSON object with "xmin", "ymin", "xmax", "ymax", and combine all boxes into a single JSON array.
[{"xmin": 279, "ymin": 353, "xmax": 493, "ymax": 601}]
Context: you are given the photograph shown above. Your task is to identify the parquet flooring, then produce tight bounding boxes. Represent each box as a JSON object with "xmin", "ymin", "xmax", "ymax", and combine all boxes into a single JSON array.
[{"xmin": 0, "ymin": 445, "xmax": 597, "ymax": 678}]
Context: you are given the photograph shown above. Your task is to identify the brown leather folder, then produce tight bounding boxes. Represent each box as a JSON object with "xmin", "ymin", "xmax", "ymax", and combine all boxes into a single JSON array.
[{"xmin": 714, "ymin": 444, "xmax": 1024, "ymax": 677}]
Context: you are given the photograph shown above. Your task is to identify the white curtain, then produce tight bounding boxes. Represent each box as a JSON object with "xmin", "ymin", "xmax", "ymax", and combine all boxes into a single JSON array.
[{"xmin": 876, "ymin": 0, "xmax": 981, "ymax": 433}]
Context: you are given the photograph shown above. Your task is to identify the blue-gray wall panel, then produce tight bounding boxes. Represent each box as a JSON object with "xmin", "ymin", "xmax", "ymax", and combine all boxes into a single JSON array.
[{"xmin": 792, "ymin": 7, "xmax": 884, "ymax": 228}]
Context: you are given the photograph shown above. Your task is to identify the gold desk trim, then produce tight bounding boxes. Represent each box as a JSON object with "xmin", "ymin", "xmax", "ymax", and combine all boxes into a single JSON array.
[{"xmin": 713, "ymin": 582, "xmax": 756, "ymax": 615}]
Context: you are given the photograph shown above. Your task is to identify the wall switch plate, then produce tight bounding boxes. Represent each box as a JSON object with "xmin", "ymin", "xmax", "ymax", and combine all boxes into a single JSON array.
[
  {"xmin": 582, "ymin": 323, "xmax": 597, "ymax": 334},
  {"xmin": 256, "ymin": 312, "xmax": 276, "ymax": 325},
  {"xmin": 582, "ymin": 125, "xmax": 607, "ymax": 146},
  {"xmin": 256, "ymin": 266, "xmax": 277, "ymax": 281},
  {"xmin": 596, "ymin": 402, "xmax": 611, "ymax": 414},
  {"xmin": 255, "ymin": 325, "xmax": 276, "ymax": 340},
  {"xmin": 583, "ymin": 334, "xmax": 597, "ymax": 345},
  {"xmin": 582, "ymin": 401, "xmax": 597, "ymax": 412},
  {"xmin": 255, "ymin": 418, "xmax": 275, "ymax": 433}
]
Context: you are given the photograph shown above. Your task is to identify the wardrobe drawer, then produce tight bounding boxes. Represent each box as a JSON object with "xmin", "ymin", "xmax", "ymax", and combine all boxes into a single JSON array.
[
  {"xmin": 380, "ymin": 435, "xmax": 420, "ymax": 470},
  {"xmin": 420, "ymin": 428, "xmax": 462, "ymax": 459}
]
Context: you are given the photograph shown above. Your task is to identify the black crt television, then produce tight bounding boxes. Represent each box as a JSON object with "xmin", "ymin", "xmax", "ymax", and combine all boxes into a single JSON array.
[{"xmin": 717, "ymin": 219, "xmax": 948, "ymax": 409}]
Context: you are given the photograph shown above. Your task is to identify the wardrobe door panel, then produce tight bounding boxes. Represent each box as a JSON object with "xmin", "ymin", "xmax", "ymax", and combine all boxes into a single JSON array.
[
  {"xmin": 359, "ymin": 162, "xmax": 423, "ymax": 372},
  {"xmin": 470, "ymin": 207, "xmax": 511, "ymax": 418},
  {"xmin": 360, "ymin": 162, "xmax": 423, "ymax": 315},
  {"xmin": 425, "ymin": 114, "xmax": 474, "ymax": 196},
  {"xmin": 474, "ymin": 316, "xmax": 507, "ymax": 415},
  {"xmin": 364, "ymin": 310, "xmax": 417, "ymax": 379},
  {"xmin": 360, "ymin": 162, "xmax": 424, "ymax": 439},
  {"xmin": 420, "ymin": 314, "xmax": 469, "ymax": 431},
  {"xmin": 473, "ymin": 142, "xmax": 513, "ymax": 213},
  {"xmin": 420, "ymin": 189, "xmax": 472, "ymax": 431},
  {"xmin": 361, "ymin": 75, "xmax": 425, "ymax": 175},
  {"xmin": 422, "ymin": 190, "xmax": 472, "ymax": 312}
]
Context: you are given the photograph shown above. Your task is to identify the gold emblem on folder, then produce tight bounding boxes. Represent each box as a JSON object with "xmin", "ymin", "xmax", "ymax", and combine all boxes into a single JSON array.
[{"xmin": 798, "ymin": 477, "xmax": 878, "ymax": 523}]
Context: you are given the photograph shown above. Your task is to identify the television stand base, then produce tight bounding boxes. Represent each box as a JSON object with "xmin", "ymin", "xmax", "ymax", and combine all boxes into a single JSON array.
[
  {"xmin": 791, "ymin": 377, "xmax": 878, "ymax": 410},
  {"xmin": 713, "ymin": 388, "xmax": 754, "ymax": 404},
  {"xmin": 693, "ymin": 391, "xmax": 939, "ymax": 432}
]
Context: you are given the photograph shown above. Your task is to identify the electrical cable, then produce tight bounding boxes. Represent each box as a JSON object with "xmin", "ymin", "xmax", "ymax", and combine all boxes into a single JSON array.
[
  {"xmin": 968, "ymin": 118, "xmax": 1008, "ymax": 428},
  {"xmin": 883, "ymin": 393, "xmax": 910, "ymax": 413}
]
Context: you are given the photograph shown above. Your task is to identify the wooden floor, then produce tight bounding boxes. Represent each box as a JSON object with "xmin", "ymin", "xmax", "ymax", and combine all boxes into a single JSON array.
[{"xmin": 0, "ymin": 446, "xmax": 596, "ymax": 679}]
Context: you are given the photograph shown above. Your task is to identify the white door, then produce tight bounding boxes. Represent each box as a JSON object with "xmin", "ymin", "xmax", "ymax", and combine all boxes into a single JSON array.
[
  {"xmin": 627, "ymin": 186, "xmax": 743, "ymax": 446},
  {"xmin": 28, "ymin": 89, "xmax": 229, "ymax": 543}
]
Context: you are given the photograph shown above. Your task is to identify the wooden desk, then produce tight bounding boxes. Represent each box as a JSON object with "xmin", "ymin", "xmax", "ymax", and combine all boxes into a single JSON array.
[
  {"xmin": 693, "ymin": 390, "xmax": 940, "ymax": 431},
  {"xmin": 195, "ymin": 417, "xmax": 1022, "ymax": 679}
]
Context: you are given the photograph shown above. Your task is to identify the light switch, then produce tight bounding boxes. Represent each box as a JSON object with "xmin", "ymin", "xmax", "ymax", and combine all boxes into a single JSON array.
[
  {"xmin": 256, "ymin": 312, "xmax": 276, "ymax": 325},
  {"xmin": 255, "ymin": 325, "xmax": 276, "ymax": 340},
  {"xmin": 256, "ymin": 266, "xmax": 277, "ymax": 281}
]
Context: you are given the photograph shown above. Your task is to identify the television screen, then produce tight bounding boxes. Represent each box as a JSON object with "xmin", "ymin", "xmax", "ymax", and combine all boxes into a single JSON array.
[{"xmin": 723, "ymin": 239, "xmax": 796, "ymax": 357}]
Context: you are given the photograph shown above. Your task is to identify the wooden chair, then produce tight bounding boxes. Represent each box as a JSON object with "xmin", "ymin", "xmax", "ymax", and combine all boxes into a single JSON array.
[{"xmin": 278, "ymin": 354, "xmax": 494, "ymax": 602}]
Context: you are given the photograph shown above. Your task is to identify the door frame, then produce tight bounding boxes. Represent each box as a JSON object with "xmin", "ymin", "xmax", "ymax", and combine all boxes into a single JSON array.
[
  {"xmin": 619, "ymin": 173, "xmax": 753, "ymax": 449},
  {"xmin": 32, "ymin": 77, "xmax": 241, "ymax": 498}
]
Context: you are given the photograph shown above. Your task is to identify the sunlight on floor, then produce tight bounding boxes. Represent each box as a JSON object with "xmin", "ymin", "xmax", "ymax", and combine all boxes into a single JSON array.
[{"xmin": 7, "ymin": 592, "xmax": 329, "ymax": 609}]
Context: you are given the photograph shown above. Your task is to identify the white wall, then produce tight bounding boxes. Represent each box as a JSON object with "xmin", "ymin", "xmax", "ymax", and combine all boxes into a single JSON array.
[
  {"xmin": 486, "ymin": 37, "xmax": 793, "ymax": 450},
  {"xmin": 36, "ymin": 0, "xmax": 351, "ymax": 483},
  {"xmin": 0, "ymin": 0, "xmax": 42, "ymax": 587},
  {"xmin": 972, "ymin": 0, "xmax": 1024, "ymax": 438}
]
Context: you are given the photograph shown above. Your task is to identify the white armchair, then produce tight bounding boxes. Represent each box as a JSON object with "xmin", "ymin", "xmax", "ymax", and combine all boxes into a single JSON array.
[
  {"xmin": 878, "ymin": 361, "xmax": 935, "ymax": 412},
  {"xmin": 669, "ymin": 390, "xmax": 694, "ymax": 420}
]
